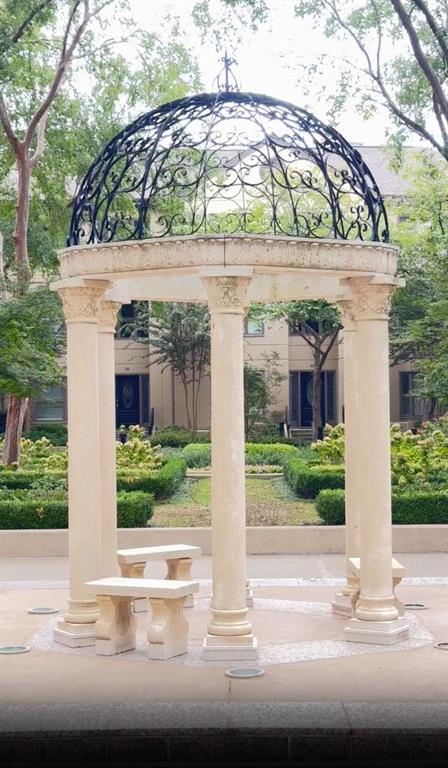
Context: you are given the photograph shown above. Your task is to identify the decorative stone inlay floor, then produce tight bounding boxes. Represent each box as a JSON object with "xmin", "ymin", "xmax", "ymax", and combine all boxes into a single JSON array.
[
  {"xmin": 3, "ymin": 576, "xmax": 448, "ymax": 590},
  {"xmin": 29, "ymin": 598, "xmax": 434, "ymax": 668}
]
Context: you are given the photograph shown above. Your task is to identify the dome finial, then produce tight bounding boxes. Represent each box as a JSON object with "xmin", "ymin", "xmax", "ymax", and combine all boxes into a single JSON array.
[{"xmin": 215, "ymin": 51, "xmax": 240, "ymax": 92}]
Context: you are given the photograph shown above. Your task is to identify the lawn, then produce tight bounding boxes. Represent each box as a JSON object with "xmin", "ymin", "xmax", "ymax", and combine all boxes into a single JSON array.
[{"xmin": 151, "ymin": 477, "xmax": 321, "ymax": 527}]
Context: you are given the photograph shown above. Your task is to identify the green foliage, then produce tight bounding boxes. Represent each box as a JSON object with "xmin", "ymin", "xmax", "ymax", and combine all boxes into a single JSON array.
[
  {"xmin": 117, "ymin": 458, "xmax": 187, "ymax": 500},
  {"xmin": 389, "ymin": 157, "xmax": 448, "ymax": 409},
  {"xmin": 116, "ymin": 432, "xmax": 163, "ymax": 472},
  {"xmin": 294, "ymin": 0, "xmax": 448, "ymax": 157},
  {"xmin": 284, "ymin": 460, "xmax": 345, "ymax": 499},
  {"xmin": 0, "ymin": 469, "xmax": 65, "ymax": 490},
  {"xmin": 6, "ymin": 437, "xmax": 68, "ymax": 472},
  {"xmin": 0, "ymin": 288, "xmax": 64, "ymax": 398},
  {"xmin": 244, "ymin": 352, "xmax": 285, "ymax": 435},
  {"xmin": 0, "ymin": 489, "xmax": 153, "ymax": 530},
  {"xmin": 316, "ymin": 489, "xmax": 448, "ymax": 526},
  {"xmin": 312, "ymin": 423, "xmax": 448, "ymax": 492},
  {"xmin": 24, "ymin": 423, "xmax": 67, "ymax": 445},
  {"xmin": 182, "ymin": 442, "xmax": 299, "ymax": 468},
  {"xmin": 182, "ymin": 443, "xmax": 211, "ymax": 468},
  {"xmin": 246, "ymin": 422, "xmax": 296, "ymax": 445},
  {"xmin": 149, "ymin": 426, "xmax": 211, "ymax": 447}
]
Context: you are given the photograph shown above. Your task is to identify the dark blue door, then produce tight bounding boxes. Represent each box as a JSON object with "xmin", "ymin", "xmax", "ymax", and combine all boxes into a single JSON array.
[{"xmin": 116, "ymin": 375, "xmax": 140, "ymax": 427}]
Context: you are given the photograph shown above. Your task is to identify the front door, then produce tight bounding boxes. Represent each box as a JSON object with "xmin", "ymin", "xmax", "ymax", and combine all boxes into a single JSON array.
[
  {"xmin": 289, "ymin": 371, "xmax": 335, "ymax": 428},
  {"xmin": 116, "ymin": 375, "xmax": 140, "ymax": 427}
]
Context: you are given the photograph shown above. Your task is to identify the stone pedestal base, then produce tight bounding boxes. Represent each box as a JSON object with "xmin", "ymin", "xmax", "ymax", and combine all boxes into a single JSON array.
[
  {"xmin": 53, "ymin": 619, "xmax": 96, "ymax": 648},
  {"xmin": 331, "ymin": 592, "xmax": 354, "ymax": 617},
  {"xmin": 203, "ymin": 634, "xmax": 258, "ymax": 661},
  {"xmin": 149, "ymin": 638, "xmax": 188, "ymax": 660},
  {"xmin": 344, "ymin": 617, "xmax": 410, "ymax": 645}
]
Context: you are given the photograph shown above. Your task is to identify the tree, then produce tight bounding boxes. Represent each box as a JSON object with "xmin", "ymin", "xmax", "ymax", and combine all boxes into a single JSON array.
[
  {"xmin": 0, "ymin": 287, "xmax": 64, "ymax": 462},
  {"xmin": 293, "ymin": 0, "xmax": 448, "ymax": 159},
  {"xmin": 244, "ymin": 351, "xmax": 285, "ymax": 436},
  {"xmin": 147, "ymin": 303, "xmax": 211, "ymax": 435},
  {"xmin": 252, "ymin": 301, "xmax": 341, "ymax": 439},
  {"xmin": 389, "ymin": 153, "xmax": 448, "ymax": 413},
  {"xmin": 0, "ymin": 0, "xmax": 201, "ymax": 463}
]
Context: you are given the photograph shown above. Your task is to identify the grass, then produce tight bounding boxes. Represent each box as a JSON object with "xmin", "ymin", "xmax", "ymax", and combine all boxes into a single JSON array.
[{"xmin": 151, "ymin": 476, "xmax": 321, "ymax": 527}]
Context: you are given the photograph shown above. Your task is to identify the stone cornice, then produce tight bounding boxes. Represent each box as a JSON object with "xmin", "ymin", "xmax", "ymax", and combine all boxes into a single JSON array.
[{"xmin": 57, "ymin": 235, "xmax": 399, "ymax": 285}]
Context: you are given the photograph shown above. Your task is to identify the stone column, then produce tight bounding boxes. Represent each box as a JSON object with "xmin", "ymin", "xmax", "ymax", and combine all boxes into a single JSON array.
[
  {"xmin": 344, "ymin": 278, "xmax": 409, "ymax": 644},
  {"xmin": 332, "ymin": 302, "xmax": 361, "ymax": 616},
  {"xmin": 54, "ymin": 286, "xmax": 105, "ymax": 647},
  {"xmin": 98, "ymin": 301, "xmax": 121, "ymax": 579},
  {"xmin": 201, "ymin": 272, "xmax": 257, "ymax": 660}
]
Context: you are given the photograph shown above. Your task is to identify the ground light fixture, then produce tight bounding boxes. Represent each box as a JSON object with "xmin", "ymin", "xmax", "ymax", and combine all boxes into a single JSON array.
[
  {"xmin": 404, "ymin": 603, "xmax": 428, "ymax": 610},
  {"xmin": 225, "ymin": 668, "xmax": 265, "ymax": 679},
  {"xmin": 434, "ymin": 642, "xmax": 448, "ymax": 650},
  {"xmin": 0, "ymin": 646, "xmax": 31, "ymax": 655},
  {"xmin": 28, "ymin": 607, "xmax": 59, "ymax": 615}
]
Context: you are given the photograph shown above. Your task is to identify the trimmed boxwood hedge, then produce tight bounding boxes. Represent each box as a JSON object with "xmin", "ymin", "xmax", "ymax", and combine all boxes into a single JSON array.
[
  {"xmin": 182, "ymin": 442, "xmax": 299, "ymax": 469},
  {"xmin": 117, "ymin": 457, "xmax": 186, "ymax": 499},
  {"xmin": 0, "ymin": 458, "xmax": 185, "ymax": 500},
  {"xmin": 284, "ymin": 460, "xmax": 345, "ymax": 498},
  {"xmin": 0, "ymin": 490, "xmax": 154, "ymax": 530},
  {"xmin": 316, "ymin": 489, "xmax": 448, "ymax": 525}
]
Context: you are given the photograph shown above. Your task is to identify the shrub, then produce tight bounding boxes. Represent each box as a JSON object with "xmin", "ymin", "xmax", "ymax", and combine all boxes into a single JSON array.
[
  {"xmin": 24, "ymin": 423, "xmax": 68, "ymax": 446},
  {"xmin": 246, "ymin": 422, "xmax": 296, "ymax": 445},
  {"xmin": 284, "ymin": 460, "xmax": 345, "ymax": 498},
  {"xmin": 182, "ymin": 443, "xmax": 211, "ymax": 468},
  {"xmin": 117, "ymin": 457, "xmax": 186, "ymax": 499},
  {"xmin": 316, "ymin": 489, "xmax": 448, "ymax": 525},
  {"xmin": 245, "ymin": 443, "xmax": 299, "ymax": 465},
  {"xmin": 116, "ymin": 434, "xmax": 163, "ymax": 471},
  {"xmin": 0, "ymin": 470, "xmax": 60, "ymax": 489},
  {"xmin": 182, "ymin": 442, "xmax": 299, "ymax": 469},
  {"xmin": 150, "ymin": 426, "xmax": 211, "ymax": 447},
  {"xmin": 0, "ymin": 490, "xmax": 153, "ymax": 529}
]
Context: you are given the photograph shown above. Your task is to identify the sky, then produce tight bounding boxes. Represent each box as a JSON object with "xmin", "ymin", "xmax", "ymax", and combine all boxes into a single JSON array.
[{"xmin": 126, "ymin": 0, "xmax": 395, "ymax": 146}]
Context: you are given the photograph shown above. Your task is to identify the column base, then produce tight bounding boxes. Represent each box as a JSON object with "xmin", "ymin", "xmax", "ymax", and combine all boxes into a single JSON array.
[
  {"xmin": 53, "ymin": 619, "xmax": 96, "ymax": 648},
  {"xmin": 331, "ymin": 592, "xmax": 354, "ymax": 617},
  {"xmin": 203, "ymin": 634, "xmax": 258, "ymax": 661},
  {"xmin": 344, "ymin": 617, "xmax": 410, "ymax": 645}
]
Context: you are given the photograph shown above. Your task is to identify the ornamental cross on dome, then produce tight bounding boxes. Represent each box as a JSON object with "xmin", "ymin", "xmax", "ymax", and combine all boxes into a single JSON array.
[{"xmin": 215, "ymin": 51, "xmax": 240, "ymax": 92}]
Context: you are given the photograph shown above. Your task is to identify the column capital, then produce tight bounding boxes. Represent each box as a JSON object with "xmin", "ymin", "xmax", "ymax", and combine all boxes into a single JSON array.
[
  {"xmin": 98, "ymin": 300, "xmax": 121, "ymax": 333},
  {"xmin": 58, "ymin": 286, "xmax": 105, "ymax": 323},
  {"xmin": 346, "ymin": 278, "xmax": 396, "ymax": 321},
  {"xmin": 201, "ymin": 275, "xmax": 252, "ymax": 314},
  {"xmin": 335, "ymin": 298, "xmax": 357, "ymax": 330}
]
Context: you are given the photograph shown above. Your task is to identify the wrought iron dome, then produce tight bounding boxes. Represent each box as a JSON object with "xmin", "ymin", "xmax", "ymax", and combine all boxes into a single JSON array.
[{"xmin": 68, "ymin": 90, "xmax": 389, "ymax": 247}]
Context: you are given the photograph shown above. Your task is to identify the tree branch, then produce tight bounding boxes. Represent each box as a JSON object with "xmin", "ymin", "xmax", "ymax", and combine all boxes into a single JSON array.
[
  {"xmin": 0, "ymin": 96, "xmax": 19, "ymax": 151},
  {"xmin": 11, "ymin": 0, "xmax": 54, "ymax": 44},
  {"xmin": 391, "ymin": 0, "xmax": 448, "ymax": 119},
  {"xmin": 412, "ymin": 0, "xmax": 448, "ymax": 67}
]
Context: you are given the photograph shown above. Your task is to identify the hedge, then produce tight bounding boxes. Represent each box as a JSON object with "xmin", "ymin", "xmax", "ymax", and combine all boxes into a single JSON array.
[
  {"xmin": 117, "ymin": 457, "xmax": 186, "ymax": 499},
  {"xmin": 316, "ymin": 489, "xmax": 448, "ymax": 525},
  {"xmin": 150, "ymin": 426, "xmax": 211, "ymax": 447},
  {"xmin": 0, "ymin": 490, "xmax": 154, "ymax": 530},
  {"xmin": 182, "ymin": 442, "xmax": 299, "ymax": 469},
  {"xmin": 284, "ymin": 460, "xmax": 345, "ymax": 498},
  {"xmin": 24, "ymin": 423, "xmax": 68, "ymax": 445},
  {"xmin": 0, "ymin": 458, "xmax": 185, "ymax": 499}
]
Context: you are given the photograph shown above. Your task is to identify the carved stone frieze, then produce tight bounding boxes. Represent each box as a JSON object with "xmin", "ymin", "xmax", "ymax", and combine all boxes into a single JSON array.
[
  {"xmin": 58, "ymin": 286, "xmax": 105, "ymax": 323},
  {"xmin": 202, "ymin": 275, "xmax": 252, "ymax": 313}
]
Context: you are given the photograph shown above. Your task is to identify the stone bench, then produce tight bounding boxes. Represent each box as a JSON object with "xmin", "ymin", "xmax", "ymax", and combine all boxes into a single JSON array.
[
  {"xmin": 117, "ymin": 544, "xmax": 201, "ymax": 611},
  {"xmin": 86, "ymin": 577, "xmax": 199, "ymax": 659},
  {"xmin": 348, "ymin": 557, "xmax": 406, "ymax": 616}
]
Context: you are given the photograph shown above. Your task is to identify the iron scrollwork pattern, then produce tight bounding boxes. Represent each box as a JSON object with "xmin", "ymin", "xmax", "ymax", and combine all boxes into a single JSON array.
[{"xmin": 68, "ymin": 91, "xmax": 389, "ymax": 246}]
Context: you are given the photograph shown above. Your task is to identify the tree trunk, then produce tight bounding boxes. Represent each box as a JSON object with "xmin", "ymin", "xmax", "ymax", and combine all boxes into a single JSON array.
[
  {"xmin": 312, "ymin": 346, "xmax": 323, "ymax": 441},
  {"xmin": 3, "ymin": 395, "xmax": 29, "ymax": 466},
  {"xmin": 180, "ymin": 375, "xmax": 192, "ymax": 431},
  {"xmin": 13, "ymin": 150, "xmax": 32, "ymax": 291}
]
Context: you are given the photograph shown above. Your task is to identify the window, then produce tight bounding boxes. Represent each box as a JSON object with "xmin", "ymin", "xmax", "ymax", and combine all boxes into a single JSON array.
[
  {"xmin": 244, "ymin": 318, "xmax": 264, "ymax": 336},
  {"xmin": 34, "ymin": 385, "xmax": 65, "ymax": 422},
  {"xmin": 399, "ymin": 372, "xmax": 424, "ymax": 419},
  {"xmin": 289, "ymin": 319, "xmax": 320, "ymax": 335}
]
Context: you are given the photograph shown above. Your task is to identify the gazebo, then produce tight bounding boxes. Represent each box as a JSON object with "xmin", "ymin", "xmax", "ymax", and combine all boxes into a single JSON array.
[{"xmin": 52, "ymin": 63, "xmax": 409, "ymax": 658}]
